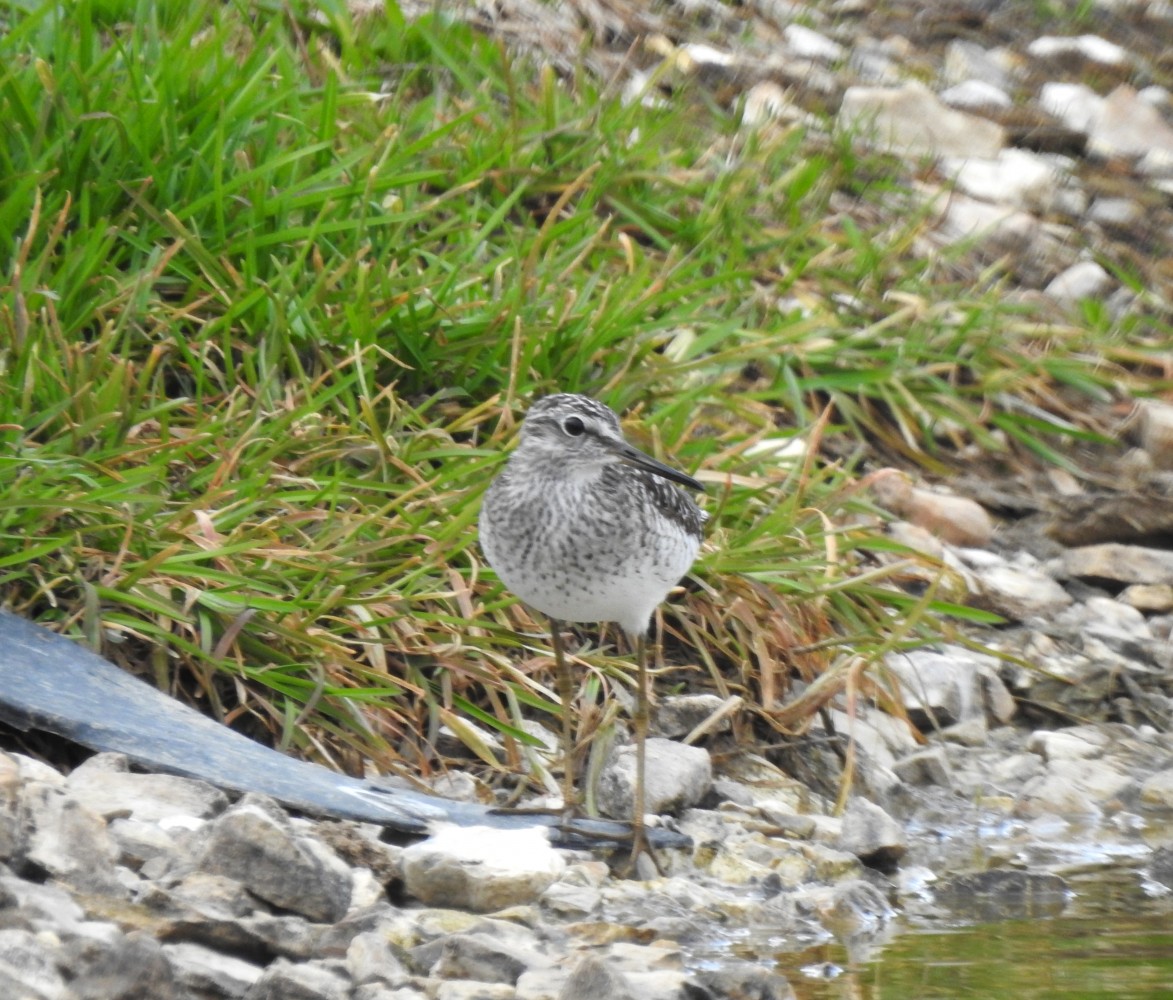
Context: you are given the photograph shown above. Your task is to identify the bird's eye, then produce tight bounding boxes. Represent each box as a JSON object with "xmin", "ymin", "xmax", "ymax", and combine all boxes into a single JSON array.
[{"xmin": 562, "ymin": 416, "xmax": 585, "ymax": 437}]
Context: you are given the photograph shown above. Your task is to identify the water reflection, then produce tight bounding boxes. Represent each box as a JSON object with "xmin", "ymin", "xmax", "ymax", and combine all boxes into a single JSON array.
[{"xmin": 696, "ymin": 865, "xmax": 1173, "ymax": 1000}]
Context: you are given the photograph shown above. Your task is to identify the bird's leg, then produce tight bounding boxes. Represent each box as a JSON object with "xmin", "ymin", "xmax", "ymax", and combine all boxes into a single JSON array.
[
  {"xmin": 624, "ymin": 631, "xmax": 661, "ymax": 877},
  {"xmin": 550, "ymin": 617, "xmax": 579, "ymax": 818}
]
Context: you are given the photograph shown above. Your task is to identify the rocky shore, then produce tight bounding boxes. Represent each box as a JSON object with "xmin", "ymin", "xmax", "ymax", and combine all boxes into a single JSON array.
[{"xmin": 5, "ymin": 0, "xmax": 1173, "ymax": 997}]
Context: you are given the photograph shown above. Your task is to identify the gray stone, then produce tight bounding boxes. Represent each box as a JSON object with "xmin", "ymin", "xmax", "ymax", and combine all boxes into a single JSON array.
[
  {"xmin": 826, "ymin": 878, "xmax": 896, "ymax": 928},
  {"xmin": 436, "ymin": 982, "xmax": 514, "ymax": 1000},
  {"xmin": 429, "ymin": 931, "xmax": 549, "ymax": 984},
  {"xmin": 24, "ymin": 790, "xmax": 124, "ymax": 895},
  {"xmin": 70, "ymin": 932, "xmax": 176, "ymax": 1000},
  {"xmin": 558, "ymin": 954, "xmax": 634, "ymax": 1000},
  {"xmin": 346, "ymin": 930, "xmax": 411, "ymax": 987},
  {"xmin": 893, "ymin": 747, "xmax": 952, "ymax": 787},
  {"xmin": 654, "ymin": 693, "xmax": 731, "ymax": 740},
  {"xmin": 244, "ymin": 958, "xmax": 351, "ymax": 1000},
  {"xmin": 838, "ymin": 798, "xmax": 905, "ymax": 870},
  {"xmin": 1017, "ymin": 758, "xmax": 1132, "ymax": 815},
  {"xmin": 0, "ymin": 876, "xmax": 86, "ymax": 931},
  {"xmin": 197, "ymin": 800, "xmax": 352, "ymax": 923},
  {"xmin": 597, "ymin": 738, "xmax": 712, "ymax": 820},
  {"xmin": 108, "ymin": 818, "xmax": 185, "ymax": 870},
  {"xmin": 67, "ymin": 753, "xmax": 228, "ymax": 823},
  {"xmin": 0, "ymin": 755, "xmax": 26, "ymax": 866},
  {"xmin": 884, "ymin": 646, "xmax": 1011, "ymax": 729},
  {"xmin": 0, "ymin": 928, "xmax": 66, "ymax": 1000},
  {"xmin": 823, "ymin": 706, "xmax": 919, "ymax": 769},
  {"xmin": 936, "ymin": 870, "xmax": 1068, "ymax": 921},
  {"xmin": 163, "ymin": 941, "xmax": 264, "ymax": 997},
  {"xmin": 539, "ymin": 880, "xmax": 601, "ymax": 918},
  {"xmin": 972, "ymin": 562, "xmax": 1073, "ymax": 621},
  {"xmin": 1062, "ymin": 545, "xmax": 1173, "ymax": 586},
  {"xmin": 355, "ymin": 987, "xmax": 427, "ymax": 1000},
  {"xmin": 696, "ymin": 961, "xmax": 795, "ymax": 1000}
]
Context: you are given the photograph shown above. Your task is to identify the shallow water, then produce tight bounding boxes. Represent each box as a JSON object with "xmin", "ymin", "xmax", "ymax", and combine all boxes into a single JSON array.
[{"xmin": 688, "ymin": 861, "xmax": 1173, "ymax": 999}]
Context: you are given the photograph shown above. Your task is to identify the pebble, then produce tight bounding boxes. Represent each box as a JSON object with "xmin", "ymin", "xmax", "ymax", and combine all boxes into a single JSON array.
[
  {"xmin": 839, "ymin": 82, "xmax": 1005, "ymax": 158},
  {"xmin": 940, "ymin": 148, "xmax": 1062, "ymax": 211},
  {"xmin": 1028, "ymin": 34, "xmax": 1130, "ymax": 65},
  {"xmin": 1044, "ymin": 260, "xmax": 1114, "ymax": 305}
]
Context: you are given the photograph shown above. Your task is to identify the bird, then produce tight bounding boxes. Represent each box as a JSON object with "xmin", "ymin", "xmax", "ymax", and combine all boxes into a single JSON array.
[{"xmin": 479, "ymin": 393, "xmax": 706, "ymax": 870}]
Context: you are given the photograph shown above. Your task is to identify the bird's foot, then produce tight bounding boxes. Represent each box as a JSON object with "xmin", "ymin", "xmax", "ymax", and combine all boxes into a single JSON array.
[{"xmin": 612, "ymin": 817, "xmax": 663, "ymax": 880}]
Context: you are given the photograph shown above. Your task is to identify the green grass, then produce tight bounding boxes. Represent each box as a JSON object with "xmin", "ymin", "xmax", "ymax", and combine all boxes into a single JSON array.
[{"xmin": 0, "ymin": 0, "xmax": 1166, "ymax": 786}]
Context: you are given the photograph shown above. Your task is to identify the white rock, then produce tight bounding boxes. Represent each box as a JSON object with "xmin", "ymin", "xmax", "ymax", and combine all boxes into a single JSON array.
[
  {"xmin": 943, "ymin": 40, "xmax": 1016, "ymax": 89},
  {"xmin": 1139, "ymin": 148, "xmax": 1173, "ymax": 178},
  {"xmin": 1088, "ymin": 197, "xmax": 1143, "ymax": 227},
  {"xmin": 678, "ymin": 42, "xmax": 736, "ymax": 68},
  {"xmin": 892, "ymin": 645, "xmax": 1017, "ymax": 727},
  {"xmin": 162, "ymin": 941, "xmax": 264, "ymax": 996},
  {"xmin": 1040, "ymin": 82, "xmax": 1104, "ymax": 134},
  {"xmin": 940, "ymin": 79, "xmax": 1012, "ymax": 109},
  {"xmin": 1044, "ymin": 261, "xmax": 1113, "ymax": 304},
  {"xmin": 401, "ymin": 825, "xmax": 564, "ymax": 913},
  {"xmin": 1090, "ymin": 85, "xmax": 1173, "ymax": 159},
  {"xmin": 839, "ymin": 82, "xmax": 1005, "ymax": 158},
  {"xmin": 1028, "ymin": 34, "xmax": 1129, "ymax": 65},
  {"xmin": 741, "ymin": 81, "xmax": 798, "ymax": 128},
  {"xmin": 1016, "ymin": 758, "xmax": 1131, "ymax": 816},
  {"xmin": 1027, "ymin": 730, "xmax": 1104, "ymax": 761},
  {"xmin": 932, "ymin": 191, "xmax": 1039, "ymax": 249},
  {"xmin": 0, "ymin": 928, "xmax": 67, "ymax": 1000},
  {"xmin": 1138, "ymin": 399, "xmax": 1173, "ymax": 470},
  {"xmin": 784, "ymin": 24, "xmax": 845, "ymax": 63},
  {"xmin": 830, "ymin": 706, "xmax": 920, "ymax": 760},
  {"xmin": 976, "ymin": 563, "xmax": 1074, "ymax": 620},
  {"xmin": 66, "ymin": 763, "xmax": 228, "ymax": 824},
  {"xmin": 1062, "ymin": 544, "xmax": 1173, "ymax": 587},
  {"xmin": 1079, "ymin": 595, "xmax": 1152, "ymax": 636},
  {"xmin": 941, "ymin": 148, "xmax": 1062, "ymax": 211},
  {"xmin": 1139, "ymin": 85, "xmax": 1172, "ymax": 108},
  {"xmin": 1139, "ymin": 769, "xmax": 1173, "ymax": 809}
]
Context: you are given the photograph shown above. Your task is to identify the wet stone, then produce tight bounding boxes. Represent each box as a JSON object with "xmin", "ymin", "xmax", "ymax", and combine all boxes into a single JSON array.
[
  {"xmin": 838, "ymin": 798, "xmax": 906, "ymax": 871},
  {"xmin": 935, "ymin": 870, "xmax": 1068, "ymax": 921}
]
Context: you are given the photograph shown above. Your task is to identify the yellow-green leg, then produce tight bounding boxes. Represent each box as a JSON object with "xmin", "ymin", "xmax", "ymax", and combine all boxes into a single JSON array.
[
  {"xmin": 550, "ymin": 618, "xmax": 579, "ymax": 816},
  {"xmin": 627, "ymin": 632, "xmax": 655, "ymax": 874}
]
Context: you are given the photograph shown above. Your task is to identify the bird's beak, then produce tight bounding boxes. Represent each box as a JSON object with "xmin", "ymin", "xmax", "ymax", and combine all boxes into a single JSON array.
[{"xmin": 610, "ymin": 440, "xmax": 704, "ymax": 492}]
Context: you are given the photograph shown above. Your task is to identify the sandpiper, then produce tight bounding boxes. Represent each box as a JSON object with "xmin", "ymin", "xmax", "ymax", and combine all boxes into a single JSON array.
[{"xmin": 479, "ymin": 393, "xmax": 707, "ymax": 869}]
